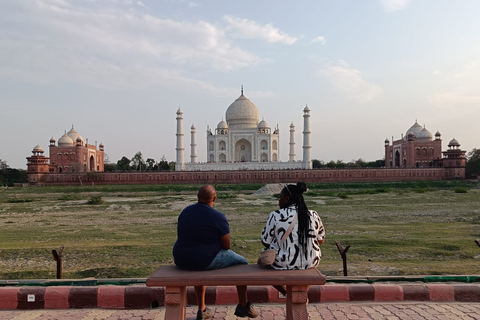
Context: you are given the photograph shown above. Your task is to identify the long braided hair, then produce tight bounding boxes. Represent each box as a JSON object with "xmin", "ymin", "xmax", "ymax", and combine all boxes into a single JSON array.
[{"xmin": 282, "ymin": 182, "xmax": 310, "ymax": 253}]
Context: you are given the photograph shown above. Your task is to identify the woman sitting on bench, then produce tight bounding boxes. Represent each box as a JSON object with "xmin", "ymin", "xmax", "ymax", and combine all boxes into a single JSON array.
[{"xmin": 260, "ymin": 182, "xmax": 326, "ymax": 294}]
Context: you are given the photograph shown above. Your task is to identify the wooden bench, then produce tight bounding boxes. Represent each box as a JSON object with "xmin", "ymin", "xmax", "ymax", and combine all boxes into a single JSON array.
[{"xmin": 146, "ymin": 264, "xmax": 326, "ymax": 320}]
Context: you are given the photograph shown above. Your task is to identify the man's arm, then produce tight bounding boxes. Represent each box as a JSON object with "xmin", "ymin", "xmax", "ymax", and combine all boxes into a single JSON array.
[{"xmin": 220, "ymin": 233, "xmax": 231, "ymax": 250}]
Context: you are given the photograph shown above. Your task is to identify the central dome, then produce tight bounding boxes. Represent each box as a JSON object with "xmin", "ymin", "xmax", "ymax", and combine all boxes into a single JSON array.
[
  {"xmin": 405, "ymin": 120, "xmax": 423, "ymax": 140},
  {"xmin": 225, "ymin": 92, "xmax": 260, "ymax": 129}
]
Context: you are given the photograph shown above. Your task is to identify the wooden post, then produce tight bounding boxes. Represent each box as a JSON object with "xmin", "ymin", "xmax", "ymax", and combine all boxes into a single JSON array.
[
  {"xmin": 51, "ymin": 246, "xmax": 64, "ymax": 279},
  {"xmin": 336, "ymin": 242, "xmax": 350, "ymax": 276}
]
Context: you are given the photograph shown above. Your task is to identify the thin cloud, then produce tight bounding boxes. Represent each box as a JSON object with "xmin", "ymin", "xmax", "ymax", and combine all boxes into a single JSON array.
[
  {"xmin": 379, "ymin": 0, "xmax": 412, "ymax": 12},
  {"xmin": 224, "ymin": 15, "xmax": 297, "ymax": 45},
  {"xmin": 319, "ymin": 60, "xmax": 382, "ymax": 103},
  {"xmin": 0, "ymin": 0, "xmax": 262, "ymax": 90},
  {"xmin": 428, "ymin": 61, "xmax": 480, "ymax": 110},
  {"xmin": 311, "ymin": 36, "xmax": 326, "ymax": 45}
]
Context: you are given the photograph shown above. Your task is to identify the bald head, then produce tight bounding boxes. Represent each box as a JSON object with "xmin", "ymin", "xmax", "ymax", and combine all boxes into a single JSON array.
[{"xmin": 198, "ymin": 185, "xmax": 217, "ymax": 207}]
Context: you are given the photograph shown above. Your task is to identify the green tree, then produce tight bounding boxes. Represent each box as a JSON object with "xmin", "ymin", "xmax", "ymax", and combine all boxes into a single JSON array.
[
  {"xmin": 104, "ymin": 163, "xmax": 117, "ymax": 172},
  {"xmin": 158, "ymin": 155, "xmax": 170, "ymax": 171},
  {"xmin": 312, "ymin": 159, "xmax": 324, "ymax": 168},
  {"xmin": 146, "ymin": 158, "xmax": 157, "ymax": 171},
  {"xmin": 0, "ymin": 159, "xmax": 8, "ymax": 186},
  {"xmin": 168, "ymin": 161, "xmax": 176, "ymax": 171},
  {"xmin": 326, "ymin": 160, "xmax": 336, "ymax": 168},
  {"xmin": 117, "ymin": 156, "xmax": 131, "ymax": 171},
  {"xmin": 466, "ymin": 148, "xmax": 480, "ymax": 178},
  {"xmin": 131, "ymin": 151, "xmax": 146, "ymax": 171},
  {"xmin": 365, "ymin": 159, "xmax": 385, "ymax": 167}
]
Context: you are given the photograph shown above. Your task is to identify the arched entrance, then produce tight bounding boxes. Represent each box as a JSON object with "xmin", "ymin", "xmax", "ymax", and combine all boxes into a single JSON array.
[
  {"xmin": 395, "ymin": 150, "xmax": 400, "ymax": 167},
  {"xmin": 89, "ymin": 155, "xmax": 95, "ymax": 171},
  {"xmin": 235, "ymin": 139, "xmax": 252, "ymax": 162}
]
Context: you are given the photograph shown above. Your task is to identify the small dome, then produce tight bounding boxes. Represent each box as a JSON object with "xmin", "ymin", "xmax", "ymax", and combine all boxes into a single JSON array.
[
  {"xmin": 417, "ymin": 127, "xmax": 433, "ymax": 141},
  {"xmin": 58, "ymin": 133, "xmax": 74, "ymax": 146},
  {"xmin": 290, "ymin": 122, "xmax": 295, "ymax": 128},
  {"xmin": 99, "ymin": 142, "xmax": 104, "ymax": 147},
  {"xmin": 448, "ymin": 138, "xmax": 460, "ymax": 147},
  {"xmin": 435, "ymin": 130, "xmax": 441, "ymax": 137},
  {"xmin": 191, "ymin": 124, "xmax": 196, "ymax": 130},
  {"xmin": 67, "ymin": 127, "xmax": 84, "ymax": 144},
  {"xmin": 33, "ymin": 144, "xmax": 44, "ymax": 153},
  {"xmin": 304, "ymin": 105, "xmax": 310, "ymax": 112},
  {"xmin": 217, "ymin": 120, "xmax": 228, "ymax": 129},
  {"xmin": 384, "ymin": 138, "xmax": 390, "ymax": 143},
  {"xmin": 49, "ymin": 137, "xmax": 56, "ymax": 143},
  {"xmin": 258, "ymin": 119, "xmax": 270, "ymax": 129}
]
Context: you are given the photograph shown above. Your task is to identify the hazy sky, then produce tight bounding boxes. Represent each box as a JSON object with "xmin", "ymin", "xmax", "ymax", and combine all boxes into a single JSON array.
[{"xmin": 1, "ymin": 0, "xmax": 479, "ymax": 169}]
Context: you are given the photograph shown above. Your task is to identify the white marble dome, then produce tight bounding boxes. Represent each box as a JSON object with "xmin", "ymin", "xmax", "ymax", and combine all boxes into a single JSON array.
[
  {"xmin": 448, "ymin": 138, "xmax": 460, "ymax": 147},
  {"xmin": 225, "ymin": 93, "xmax": 260, "ymax": 129},
  {"xmin": 258, "ymin": 119, "xmax": 269, "ymax": 129},
  {"xmin": 67, "ymin": 127, "xmax": 84, "ymax": 144},
  {"xmin": 405, "ymin": 121, "xmax": 423, "ymax": 140},
  {"xmin": 217, "ymin": 120, "xmax": 228, "ymax": 129},
  {"xmin": 417, "ymin": 127, "xmax": 433, "ymax": 141},
  {"xmin": 32, "ymin": 144, "xmax": 44, "ymax": 153},
  {"xmin": 58, "ymin": 133, "xmax": 74, "ymax": 146}
]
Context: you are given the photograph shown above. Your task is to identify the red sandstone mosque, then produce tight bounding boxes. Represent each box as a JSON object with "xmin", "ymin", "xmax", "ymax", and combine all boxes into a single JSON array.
[
  {"xmin": 384, "ymin": 120, "xmax": 466, "ymax": 171},
  {"xmin": 26, "ymin": 126, "xmax": 104, "ymax": 185}
]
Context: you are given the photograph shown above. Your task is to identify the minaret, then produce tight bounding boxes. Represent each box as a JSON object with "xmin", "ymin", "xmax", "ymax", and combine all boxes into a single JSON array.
[
  {"xmin": 190, "ymin": 124, "xmax": 197, "ymax": 163},
  {"xmin": 289, "ymin": 122, "xmax": 296, "ymax": 162},
  {"xmin": 175, "ymin": 108, "xmax": 185, "ymax": 171},
  {"xmin": 302, "ymin": 105, "xmax": 312, "ymax": 169}
]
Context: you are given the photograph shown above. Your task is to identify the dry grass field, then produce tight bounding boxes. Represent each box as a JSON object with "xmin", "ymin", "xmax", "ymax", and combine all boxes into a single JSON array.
[{"xmin": 0, "ymin": 181, "xmax": 479, "ymax": 280}]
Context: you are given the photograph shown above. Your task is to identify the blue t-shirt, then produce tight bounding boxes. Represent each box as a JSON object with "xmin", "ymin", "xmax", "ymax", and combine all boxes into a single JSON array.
[{"xmin": 173, "ymin": 203, "xmax": 230, "ymax": 270}]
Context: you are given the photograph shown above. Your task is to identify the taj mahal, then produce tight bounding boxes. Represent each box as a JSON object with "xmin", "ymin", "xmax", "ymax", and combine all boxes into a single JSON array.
[{"xmin": 175, "ymin": 88, "xmax": 312, "ymax": 171}]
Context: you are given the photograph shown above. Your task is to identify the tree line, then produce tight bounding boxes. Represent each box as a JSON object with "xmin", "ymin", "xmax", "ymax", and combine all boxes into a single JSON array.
[
  {"xmin": 105, "ymin": 152, "xmax": 175, "ymax": 172},
  {"xmin": 312, "ymin": 158, "xmax": 385, "ymax": 169},
  {"xmin": 0, "ymin": 159, "xmax": 28, "ymax": 187}
]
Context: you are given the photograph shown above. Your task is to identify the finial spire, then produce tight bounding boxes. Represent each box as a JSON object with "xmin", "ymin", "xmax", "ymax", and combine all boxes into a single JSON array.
[{"xmin": 241, "ymin": 85, "xmax": 243, "ymax": 95}]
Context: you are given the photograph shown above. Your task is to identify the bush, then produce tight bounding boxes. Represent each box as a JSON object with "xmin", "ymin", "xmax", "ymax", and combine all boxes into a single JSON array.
[
  {"xmin": 87, "ymin": 195, "xmax": 103, "ymax": 205},
  {"xmin": 58, "ymin": 194, "xmax": 82, "ymax": 201},
  {"xmin": 453, "ymin": 188, "xmax": 468, "ymax": 194},
  {"xmin": 337, "ymin": 192, "xmax": 349, "ymax": 199}
]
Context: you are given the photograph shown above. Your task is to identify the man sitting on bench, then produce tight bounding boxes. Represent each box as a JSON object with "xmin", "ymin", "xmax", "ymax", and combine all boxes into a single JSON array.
[{"xmin": 172, "ymin": 185, "xmax": 258, "ymax": 320}]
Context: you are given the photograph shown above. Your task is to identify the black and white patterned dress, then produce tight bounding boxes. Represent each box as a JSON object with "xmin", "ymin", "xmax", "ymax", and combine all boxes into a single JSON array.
[{"xmin": 261, "ymin": 205, "xmax": 325, "ymax": 270}]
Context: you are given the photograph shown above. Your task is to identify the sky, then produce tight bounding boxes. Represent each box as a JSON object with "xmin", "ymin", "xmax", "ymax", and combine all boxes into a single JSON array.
[{"xmin": 1, "ymin": 0, "xmax": 479, "ymax": 169}]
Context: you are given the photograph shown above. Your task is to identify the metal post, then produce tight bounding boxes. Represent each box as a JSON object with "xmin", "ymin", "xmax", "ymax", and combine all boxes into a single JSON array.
[
  {"xmin": 336, "ymin": 242, "xmax": 350, "ymax": 276},
  {"xmin": 51, "ymin": 246, "xmax": 64, "ymax": 279}
]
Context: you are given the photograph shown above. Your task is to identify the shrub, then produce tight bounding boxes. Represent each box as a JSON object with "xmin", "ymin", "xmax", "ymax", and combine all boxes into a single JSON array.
[
  {"xmin": 6, "ymin": 198, "xmax": 33, "ymax": 203},
  {"xmin": 337, "ymin": 192, "xmax": 349, "ymax": 199},
  {"xmin": 453, "ymin": 188, "xmax": 468, "ymax": 194},
  {"xmin": 87, "ymin": 195, "xmax": 103, "ymax": 205}
]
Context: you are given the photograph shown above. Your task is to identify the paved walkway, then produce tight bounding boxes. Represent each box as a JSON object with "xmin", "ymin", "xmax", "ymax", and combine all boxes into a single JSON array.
[{"xmin": 1, "ymin": 302, "xmax": 480, "ymax": 320}]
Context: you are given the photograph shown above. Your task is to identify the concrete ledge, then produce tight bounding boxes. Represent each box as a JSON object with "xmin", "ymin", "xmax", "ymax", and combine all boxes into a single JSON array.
[{"xmin": 0, "ymin": 283, "xmax": 479, "ymax": 310}]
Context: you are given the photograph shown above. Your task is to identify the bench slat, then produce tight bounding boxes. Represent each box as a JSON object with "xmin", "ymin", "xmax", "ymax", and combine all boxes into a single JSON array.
[{"xmin": 146, "ymin": 265, "xmax": 326, "ymax": 287}]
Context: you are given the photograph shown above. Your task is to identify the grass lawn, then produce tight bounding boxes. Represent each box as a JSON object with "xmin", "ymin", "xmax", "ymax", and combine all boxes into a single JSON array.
[{"xmin": 0, "ymin": 181, "xmax": 479, "ymax": 279}]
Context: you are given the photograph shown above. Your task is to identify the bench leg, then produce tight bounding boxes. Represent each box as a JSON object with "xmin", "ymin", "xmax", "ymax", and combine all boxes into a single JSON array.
[
  {"xmin": 286, "ymin": 285, "xmax": 309, "ymax": 320},
  {"xmin": 164, "ymin": 286, "xmax": 187, "ymax": 320}
]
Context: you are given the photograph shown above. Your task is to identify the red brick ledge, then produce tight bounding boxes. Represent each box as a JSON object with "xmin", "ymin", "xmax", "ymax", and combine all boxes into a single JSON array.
[{"xmin": 0, "ymin": 284, "xmax": 479, "ymax": 310}]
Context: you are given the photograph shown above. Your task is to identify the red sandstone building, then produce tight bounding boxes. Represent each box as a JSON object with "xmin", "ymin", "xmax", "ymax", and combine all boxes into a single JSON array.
[
  {"xmin": 26, "ymin": 127, "xmax": 104, "ymax": 185},
  {"xmin": 384, "ymin": 120, "xmax": 465, "ymax": 178}
]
